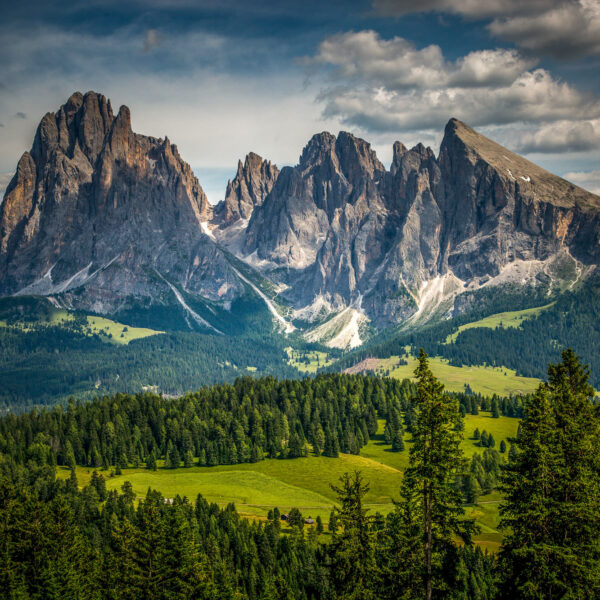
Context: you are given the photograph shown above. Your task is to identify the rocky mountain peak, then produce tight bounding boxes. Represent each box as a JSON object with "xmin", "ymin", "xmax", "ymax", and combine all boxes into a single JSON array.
[
  {"xmin": 3, "ymin": 94, "xmax": 600, "ymax": 343},
  {"xmin": 335, "ymin": 131, "xmax": 385, "ymax": 181},
  {"xmin": 213, "ymin": 151, "xmax": 279, "ymax": 227},
  {"xmin": 31, "ymin": 91, "xmax": 115, "ymax": 167},
  {"xmin": 299, "ymin": 131, "xmax": 337, "ymax": 168},
  {"xmin": 0, "ymin": 91, "xmax": 232, "ymax": 316}
]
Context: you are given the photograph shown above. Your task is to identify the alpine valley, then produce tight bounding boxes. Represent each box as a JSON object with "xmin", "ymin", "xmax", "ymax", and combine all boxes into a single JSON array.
[{"xmin": 2, "ymin": 90, "xmax": 600, "ymax": 409}]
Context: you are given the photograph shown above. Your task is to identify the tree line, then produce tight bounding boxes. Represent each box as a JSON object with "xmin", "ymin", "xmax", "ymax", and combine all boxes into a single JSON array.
[{"xmin": 0, "ymin": 375, "xmax": 414, "ymax": 471}]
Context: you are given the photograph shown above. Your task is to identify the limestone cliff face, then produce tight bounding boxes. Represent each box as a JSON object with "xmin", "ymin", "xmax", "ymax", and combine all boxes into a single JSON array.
[
  {"xmin": 0, "ymin": 91, "xmax": 241, "ymax": 316},
  {"xmin": 2, "ymin": 94, "xmax": 599, "ymax": 335},
  {"xmin": 228, "ymin": 121, "xmax": 600, "ymax": 328},
  {"xmin": 214, "ymin": 152, "xmax": 279, "ymax": 226},
  {"xmin": 438, "ymin": 119, "xmax": 600, "ymax": 281},
  {"xmin": 239, "ymin": 131, "xmax": 447, "ymax": 325}
]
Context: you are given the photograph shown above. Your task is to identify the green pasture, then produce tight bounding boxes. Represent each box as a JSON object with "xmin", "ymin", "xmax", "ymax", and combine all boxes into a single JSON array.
[
  {"xmin": 59, "ymin": 415, "xmax": 515, "ymax": 547},
  {"xmin": 378, "ymin": 355, "xmax": 540, "ymax": 396},
  {"xmin": 286, "ymin": 347, "xmax": 334, "ymax": 373},
  {"xmin": 445, "ymin": 303, "xmax": 554, "ymax": 343},
  {"xmin": 0, "ymin": 307, "xmax": 162, "ymax": 345}
]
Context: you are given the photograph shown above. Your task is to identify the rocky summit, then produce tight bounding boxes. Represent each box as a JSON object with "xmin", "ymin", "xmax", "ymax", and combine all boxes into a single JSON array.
[
  {"xmin": 0, "ymin": 91, "xmax": 243, "ymax": 319},
  {"xmin": 1, "ymin": 91, "xmax": 599, "ymax": 347}
]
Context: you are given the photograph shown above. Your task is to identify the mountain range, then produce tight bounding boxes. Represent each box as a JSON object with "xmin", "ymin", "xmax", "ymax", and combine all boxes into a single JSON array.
[{"xmin": 1, "ymin": 91, "xmax": 599, "ymax": 349}]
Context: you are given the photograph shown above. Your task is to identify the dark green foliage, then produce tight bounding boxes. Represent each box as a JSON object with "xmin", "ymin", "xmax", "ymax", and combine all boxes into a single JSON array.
[
  {"xmin": 287, "ymin": 507, "xmax": 304, "ymax": 531},
  {"xmin": 0, "ymin": 312, "xmax": 300, "ymax": 412},
  {"xmin": 0, "ymin": 375, "xmax": 409, "ymax": 471},
  {"xmin": 498, "ymin": 349, "xmax": 600, "ymax": 599},
  {"xmin": 491, "ymin": 398, "xmax": 500, "ymax": 418},
  {"xmin": 1, "ymin": 353, "xmax": 596, "ymax": 598},
  {"xmin": 394, "ymin": 350, "xmax": 478, "ymax": 600},
  {"xmin": 316, "ymin": 515, "xmax": 324, "ymax": 534},
  {"xmin": 328, "ymin": 281, "xmax": 600, "ymax": 389},
  {"xmin": 0, "ymin": 458, "xmax": 329, "ymax": 599},
  {"xmin": 329, "ymin": 472, "xmax": 375, "ymax": 599}
]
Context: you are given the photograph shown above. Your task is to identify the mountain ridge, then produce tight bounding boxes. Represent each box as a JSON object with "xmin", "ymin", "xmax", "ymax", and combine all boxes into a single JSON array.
[{"xmin": 1, "ymin": 91, "xmax": 599, "ymax": 348}]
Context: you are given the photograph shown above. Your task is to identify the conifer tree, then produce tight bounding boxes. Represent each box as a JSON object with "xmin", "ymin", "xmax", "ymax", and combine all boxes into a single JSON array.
[
  {"xmin": 316, "ymin": 515, "xmax": 324, "ymax": 533},
  {"xmin": 491, "ymin": 398, "xmax": 500, "ymax": 418},
  {"xmin": 392, "ymin": 431, "xmax": 405, "ymax": 452},
  {"xmin": 328, "ymin": 509, "xmax": 338, "ymax": 533},
  {"xmin": 329, "ymin": 471, "xmax": 375, "ymax": 599},
  {"xmin": 498, "ymin": 349, "xmax": 600, "ymax": 598},
  {"xmin": 146, "ymin": 450, "xmax": 157, "ymax": 471},
  {"xmin": 398, "ymin": 349, "xmax": 476, "ymax": 600},
  {"xmin": 66, "ymin": 467, "xmax": 79, "ymax": 494}
]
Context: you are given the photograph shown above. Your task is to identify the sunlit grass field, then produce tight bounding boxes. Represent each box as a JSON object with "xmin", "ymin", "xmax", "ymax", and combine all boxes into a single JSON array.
[
  {"xmin": 285, "ymin": 347, "xmax": 334, "ymax": 373},
  {"xmin": 60, "ymin": 415, "xmax": 513, "ymax": 549},
  {"xmin": 378, "ymin": 355, "xmax": 540, "ymax": 396},
  {"xmin": 444, "ymin": 303, "xmax": 554, "ymax": 343},
  {"xmin": 0, "ymin": 308, "xmax": 162, "ymax": 345}
]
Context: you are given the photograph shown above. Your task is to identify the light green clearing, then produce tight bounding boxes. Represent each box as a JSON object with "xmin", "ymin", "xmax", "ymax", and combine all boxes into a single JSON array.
[
  {"xmin": 286, "ymin": 347, "xmax": 334, "ymax": 373},
  {"xmin": 1, "ymin": 308, "xmax": 162, "ymax": 345},
  {"xmin": 377, "ymin": 355, "xmax": 540, "ymax": 396},
  {"xmin": 461, "ymin": 412, "xmax": 520, "ymax": 458},
  {"xmin": 445, "ymin": 303, "xmax": 554, "ymax": 343},
  {"xmin": 61, "ymin": 416, "xmax": 514, "ymax": 547},
  {"xmin": 84, "ymin": 315, "xmax": 162, "ymax": 344}
]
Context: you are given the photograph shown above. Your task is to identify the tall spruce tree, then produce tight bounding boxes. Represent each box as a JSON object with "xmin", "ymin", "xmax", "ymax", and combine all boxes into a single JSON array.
[
  {"xmin": 329, "ymin": 471, "xmax": 375, "ymax": 599},
  {"xmin": 498, "ymin": 349, "xmax": 600, "ymax": 598},
  {"xmin": 398, "ymin": 349, "xmax": 476, "ymax": 600}
]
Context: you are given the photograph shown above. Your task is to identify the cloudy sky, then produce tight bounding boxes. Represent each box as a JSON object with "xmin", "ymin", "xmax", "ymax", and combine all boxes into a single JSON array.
[{"xmin": 1, "ymin": 0, "xmax": 599, "ymax": 202}]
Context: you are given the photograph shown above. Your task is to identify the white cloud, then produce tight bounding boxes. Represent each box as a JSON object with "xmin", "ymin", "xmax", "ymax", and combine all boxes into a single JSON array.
[
  {"xmin": 488, "ymin": 0, "xmax": 600, "ymax": 59},
  {"xmin": 0, "ymin": 25, "xmax": 342, "ymax": 204},
  {"xmin": 516, "ymin": 120, "xmax": 600, "ymax": 153},
  {"xmin": 372, "ymin": 0, "xmax": 600, "ymax": 59},
  {"xmin": 310, "ymin": 31, "xmax": 536, "ymax": 90},
  {"xmin": 372, "ymin": 0, "xmax": 563, "ymax": 19},
  {"xmin": 562, "ymin": 168, "xmax": 600, "ymax": 194},
  {"xmin": 309, "ymin": 31, "xmax": 600, "ymax": 136}
]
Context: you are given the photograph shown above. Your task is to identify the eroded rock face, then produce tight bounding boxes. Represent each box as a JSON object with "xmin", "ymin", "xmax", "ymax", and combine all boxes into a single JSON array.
[
  {"xmin": 0, "ymin": 91, "xmax": 241, "ymax": 314},
  {"xmin": 229, "ymin": 121, "xmax": 600, "ymax": 327},
  {"xmin": 438, "ymin": 119, "xmax": 600, "ymax": 282},
  {"xmin": 238, "ymin": 131, "xmax": 446, "ymax": 325},
  {"xmin": 2, "ymin": 93, "xmax": 599, "ymax": 334},
  {"xmin": 214, "ymin": 152, "xmax": 279, "ymax": 226}
]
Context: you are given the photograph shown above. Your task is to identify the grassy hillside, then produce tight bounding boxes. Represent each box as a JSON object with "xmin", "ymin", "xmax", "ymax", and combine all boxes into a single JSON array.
[
  {"xmin": 0, "ymin": 301, "xmax": 162, "ymax": 345},
  {"xmin": 444, "ymin": 303, "xmax": 554, "ymax": 343},
  {"xmin": 59, "ymin": 414, "xmax": 514, "ymax": 550},
  {"xmin": 376, "ymin": 356, "xmax": 540, "ymax": 396}
]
